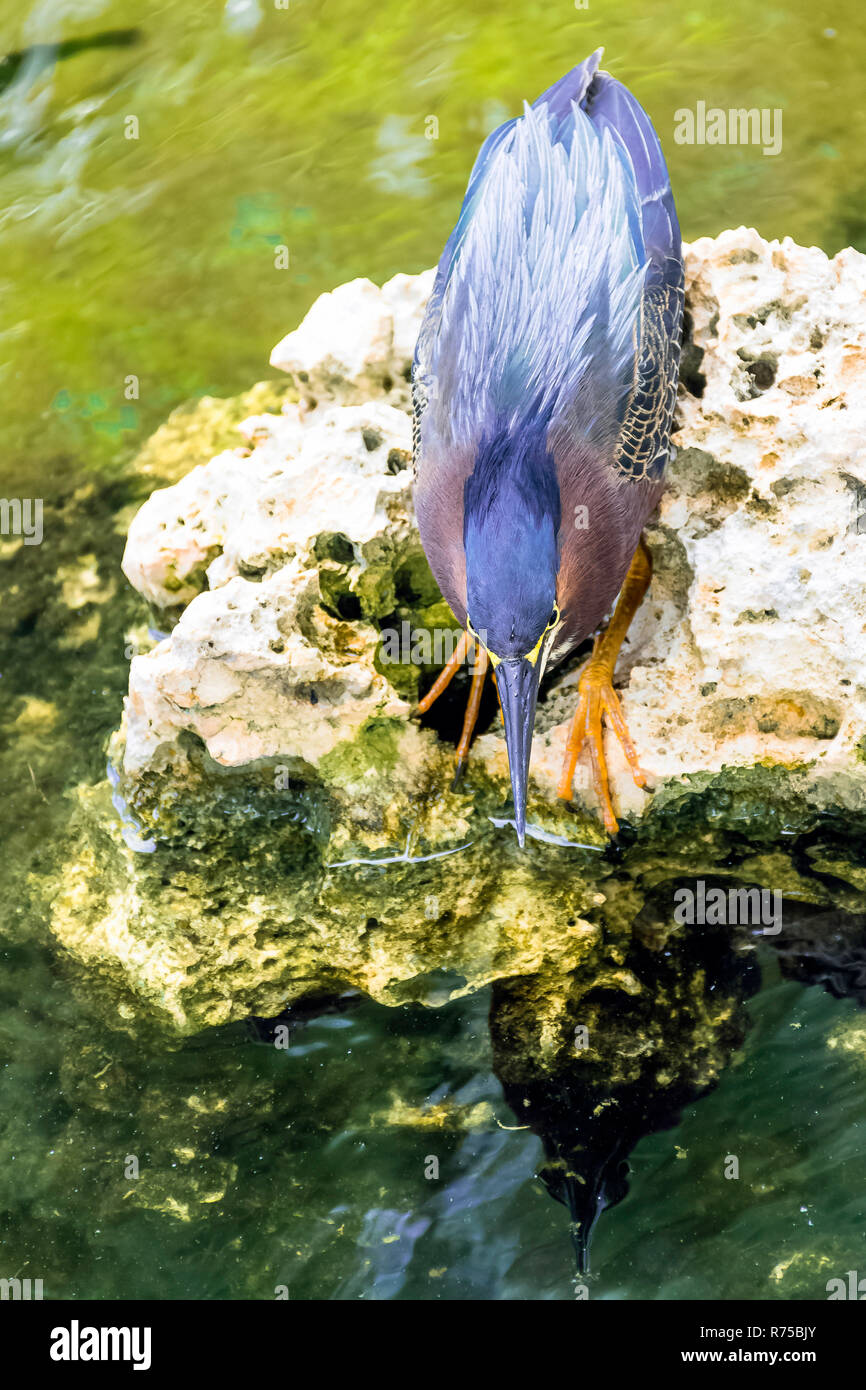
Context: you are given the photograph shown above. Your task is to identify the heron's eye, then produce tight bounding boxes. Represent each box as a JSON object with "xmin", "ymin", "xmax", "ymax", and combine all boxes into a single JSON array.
[{"xmin": 548, "ymin": 606, "xmax": 560, "ymax": 628}]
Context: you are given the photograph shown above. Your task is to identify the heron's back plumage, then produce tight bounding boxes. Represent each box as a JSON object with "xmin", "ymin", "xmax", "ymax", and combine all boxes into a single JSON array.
[{"xmin": 413, "ymin": 49, "xmax": 683, "ymax": 642}]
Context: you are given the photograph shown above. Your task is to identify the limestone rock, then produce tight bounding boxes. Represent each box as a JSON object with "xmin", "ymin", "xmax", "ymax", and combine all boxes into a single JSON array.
[
  {"xmin": 120, "ymin": 230, "xmax": 866, "ymax": 835},
  {"xmin": 122, "ymin": 565, "xmax": 410, "ymax": 775},
  {"xmin": 269, "ymin": 269, "xmax": 435, "ymax": 396},
  {"xmin": 120, "ymin": 397, "xmax": 418, "ymax": 774},
  {"xmin": 122, "ymin": 400, "xmax": 414, "ymax": 609},
  {"xmin": 43, "ymin": 236, "xmax": 866, "ymax": 1039}
]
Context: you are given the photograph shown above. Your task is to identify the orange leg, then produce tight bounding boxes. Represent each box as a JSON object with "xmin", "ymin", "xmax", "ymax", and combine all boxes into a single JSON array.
[
  {"xmin": 558, "ymin": 537, "xmax": 652, "ymax": 834},
  {"xmin": 417, "ymin": 629, "xmax": 471, "ymax": 714},
  {"xmin": 455, "ymin": 644, "xmax": 489, "ymax": 777},
  {"xmin": 416, "ymin": 629, "xmax": 489, "ymax": 776}
]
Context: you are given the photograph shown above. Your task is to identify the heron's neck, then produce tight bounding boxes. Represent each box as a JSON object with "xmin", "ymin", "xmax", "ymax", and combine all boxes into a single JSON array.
[
  {"xmin": 463, "ymin": 420, "xmax": 560, "ymax": 537},
  {"xmin": 463, "ymin": 423, "xmax": 561, "ymax": 657}
]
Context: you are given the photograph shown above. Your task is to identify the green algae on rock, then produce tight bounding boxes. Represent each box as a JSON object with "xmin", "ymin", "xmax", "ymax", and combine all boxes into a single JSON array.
[
  {"xmin": 50, "ymin": 759, "xmax": 605, "ymax": 1034},
  {"xmin": 129, "ymin": 381, "xmax": 298, "ymax": 487}
]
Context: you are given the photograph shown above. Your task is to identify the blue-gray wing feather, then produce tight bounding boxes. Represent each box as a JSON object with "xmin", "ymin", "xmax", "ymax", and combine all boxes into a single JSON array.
[
  {"xmin": 579, "ymin": 67, "xmax": 684, "ymax": 479},
  {"xmin": 413, "ymin": 50, "xmax": 683, "ymax": 503}
]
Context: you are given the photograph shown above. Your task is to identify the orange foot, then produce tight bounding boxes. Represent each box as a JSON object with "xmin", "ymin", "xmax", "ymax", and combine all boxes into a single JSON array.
[{"xmin": 556, "ymin": 656, "xmax": 647, "ymax": 835}]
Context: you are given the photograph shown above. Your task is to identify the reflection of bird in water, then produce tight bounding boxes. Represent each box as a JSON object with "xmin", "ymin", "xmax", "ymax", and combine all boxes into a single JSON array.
[
  {"xmin": 413, "ymin": 49, "xmax": 683, "ymax": 840},
  {"xmin": 545, "ymin": 1138, "xmax": 632, "ymax": 1276},
  {"xmin": 489, "ymin": 910, "xmax": 761, "ymax": 1277}
]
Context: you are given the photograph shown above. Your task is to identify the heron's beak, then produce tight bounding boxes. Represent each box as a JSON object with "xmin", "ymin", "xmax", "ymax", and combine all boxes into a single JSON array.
[{"xmin": 494, "ymin": 636, "xmax": 553, "ymax": 847}]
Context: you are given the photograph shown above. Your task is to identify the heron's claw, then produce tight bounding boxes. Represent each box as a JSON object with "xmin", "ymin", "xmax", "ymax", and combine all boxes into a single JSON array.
[{"xmin": 557, "ymin": 659, "xmax": 647, "ymax": 835}]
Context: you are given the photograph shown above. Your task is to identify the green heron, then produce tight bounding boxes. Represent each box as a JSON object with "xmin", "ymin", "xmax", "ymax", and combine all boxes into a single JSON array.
[{"xmin": 412, "ymin": 48, "xmax": 683, "ymax": 842}]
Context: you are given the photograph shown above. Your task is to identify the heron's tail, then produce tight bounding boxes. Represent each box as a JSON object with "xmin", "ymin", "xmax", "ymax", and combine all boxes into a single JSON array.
[
  {"xmin": 534, "ymin": 48, "xmax": 680, "ymax": 285},
  {"xmin": 531, "ymin": 47, "xmax": 604, "ymax": 122}
]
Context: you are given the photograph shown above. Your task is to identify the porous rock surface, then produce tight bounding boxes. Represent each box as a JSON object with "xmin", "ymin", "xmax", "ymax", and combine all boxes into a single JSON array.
[
  {"xmin": 120, "ymin": 230, "xmax": 866, "ymax": 825},
  {"xmin": 44, "ymin": 232, "xmax": 866, "ymax": 1040}
]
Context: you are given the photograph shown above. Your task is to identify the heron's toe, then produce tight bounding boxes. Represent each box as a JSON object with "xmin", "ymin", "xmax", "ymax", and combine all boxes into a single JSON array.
[{"xmin": 558, "ymin": 662, "xmax": 647, "ymax": 835}]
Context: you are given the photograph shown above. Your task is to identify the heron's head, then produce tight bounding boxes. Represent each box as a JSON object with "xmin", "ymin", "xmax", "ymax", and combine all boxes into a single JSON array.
[{"xmin": 463, "ymin": 425, "xmax": 564, "ymax": 846}]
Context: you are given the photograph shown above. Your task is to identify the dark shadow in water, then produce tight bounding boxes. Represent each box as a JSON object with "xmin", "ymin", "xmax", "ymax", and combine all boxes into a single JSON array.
[
  {"xmin": 246, "ymin": 989, "xmax": 363, "ymax": 1046},
  {"xmin": 0, "ymin": 30, "xmax": 142, "ymax": 97},
  {"xmin": 771, "ymin": 904, "xmax": 866, "ymax": 1004}
]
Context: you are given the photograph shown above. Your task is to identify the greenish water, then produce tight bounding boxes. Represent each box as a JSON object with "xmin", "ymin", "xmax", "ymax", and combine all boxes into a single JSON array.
[
  {"xmin": 1, "ymin": 0, "xmax": 865, "ymax": 1301},
  {"xmin": 2, "ymin": 0, "xmax": 865, "ymax": 492}
]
